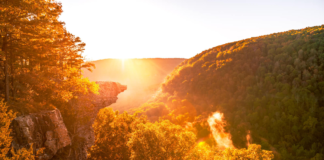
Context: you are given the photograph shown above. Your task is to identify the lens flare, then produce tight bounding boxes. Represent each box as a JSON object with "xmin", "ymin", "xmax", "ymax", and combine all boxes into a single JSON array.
[{"xmin": 207, "ymin": 111, "xmax": 234, "ymax": 150}]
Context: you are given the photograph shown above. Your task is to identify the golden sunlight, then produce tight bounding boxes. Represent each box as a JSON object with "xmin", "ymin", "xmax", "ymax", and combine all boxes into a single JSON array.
[
  {"xmin": 207, "ymin": 112, "xmax": 234, "ymax": 150},
  {"xmin": 121, "ymin": 58, "xmax": 127, "ymax": 71},
  {"xmin": 213, "ymin": 112, "xmax": 222, "ymax": 121}
]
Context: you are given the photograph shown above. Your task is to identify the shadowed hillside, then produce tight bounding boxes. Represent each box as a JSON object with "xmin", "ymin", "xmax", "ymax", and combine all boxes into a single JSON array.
[{"xmin": 82, "ymin": 58, "xmax": 186, "ymax": 112}]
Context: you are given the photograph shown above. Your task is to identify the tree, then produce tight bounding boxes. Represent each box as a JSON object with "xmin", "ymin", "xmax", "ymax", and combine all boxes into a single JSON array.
[
  {"xmin": 187, "ymin": 143, "xmax": 274, "ymax": 160},
  {"xmin": 0, "ymin": 0, "xmax": 97, "ymax": 114},
  {"xmin": 128, "ymin": 120, "xmax": 196, "ymax": 160},
  {"xmin": 151, "ymin": 25, "xmax": 324, "ymax": 159},
  {"xmin": 1, "ymin": 0, "xmax": 64, "ymax": 102},
  {"xmin": 88, "ymin": 108, "xmax": 146, "ymax": 160}
]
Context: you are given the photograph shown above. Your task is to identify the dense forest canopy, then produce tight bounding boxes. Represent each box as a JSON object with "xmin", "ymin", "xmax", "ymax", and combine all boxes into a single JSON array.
[
  {"xmin": 88, "ymin": 107, "xmax": 273, "ymax": 160},
  {"xmin": 138, "ymin": 25, "xmax": 324, "ymax": 159}
]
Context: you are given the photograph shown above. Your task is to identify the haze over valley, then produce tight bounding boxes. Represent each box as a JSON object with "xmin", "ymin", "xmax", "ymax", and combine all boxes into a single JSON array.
[{"xmin": 82, "ymin": 58, "xmax": 186, "ymax": 112}]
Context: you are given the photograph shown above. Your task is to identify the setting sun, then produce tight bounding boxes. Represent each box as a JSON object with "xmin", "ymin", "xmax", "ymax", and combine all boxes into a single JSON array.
[{"xmin": 121, "ymin": 58, "xmax": 126, "ymax": 71}]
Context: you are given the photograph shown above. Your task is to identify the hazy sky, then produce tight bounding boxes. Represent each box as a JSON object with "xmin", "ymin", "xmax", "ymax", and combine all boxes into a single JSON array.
[{"xmin": 58, "ymin": 0, "xmax": 324, "ymax": 60}]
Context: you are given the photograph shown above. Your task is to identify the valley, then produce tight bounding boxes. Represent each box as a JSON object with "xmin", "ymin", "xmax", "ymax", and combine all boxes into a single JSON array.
[{"xmin": 82, "ymin": 58, "xmax": 186, "ymax": 112}]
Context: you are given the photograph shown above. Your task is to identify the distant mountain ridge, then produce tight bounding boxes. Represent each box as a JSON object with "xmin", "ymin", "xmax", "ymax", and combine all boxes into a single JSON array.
[{"xmin": 82, "ymin": 58, "xmax": 186, "ymax": 112}]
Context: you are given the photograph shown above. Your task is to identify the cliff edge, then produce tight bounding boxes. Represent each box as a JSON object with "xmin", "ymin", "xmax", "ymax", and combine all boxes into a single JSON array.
[{"xmin": 11, "ymin": 81, "xmax": 126, "ymax": 160}]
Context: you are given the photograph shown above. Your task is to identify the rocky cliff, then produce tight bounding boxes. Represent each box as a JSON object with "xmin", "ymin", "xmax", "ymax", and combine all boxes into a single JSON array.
[
  {"xmin": 11, "ymin": 81, "xmax": 126, "ymax": 160},
  {"xmin": 11, "ymin": 109, "xmax": 71, "ymax": 159}
]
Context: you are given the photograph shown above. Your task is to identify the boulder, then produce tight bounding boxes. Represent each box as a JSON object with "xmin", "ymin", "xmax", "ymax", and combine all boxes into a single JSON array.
[{"xmin": 11, "ymin": 109, "xmax": 71, "ymax": 159}]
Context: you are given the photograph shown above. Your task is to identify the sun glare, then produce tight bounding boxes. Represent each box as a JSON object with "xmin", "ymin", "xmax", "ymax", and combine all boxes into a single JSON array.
[
  {"xmin": 121, "ymin": 58, "xmax": 127, "ymax": 71},
  {"xmin": 213, "ymin": 112, "xmax": 222, "ymax": 121},
  {"xmin": 207, "ymin": 112, "xmax": 234, "ymax": 150}
]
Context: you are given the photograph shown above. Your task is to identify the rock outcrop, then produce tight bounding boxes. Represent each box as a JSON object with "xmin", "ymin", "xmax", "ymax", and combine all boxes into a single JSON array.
[
  {"xmin": 11, "ymin": 81, "xmax": 126, "ymax": 160},
  {"xmin": 58, "ymin": 81, "xmax": 127, "ymax": 160},
  {"xmin": 11, "ymin": 109, "xmax": 71, "ymax": 159}
]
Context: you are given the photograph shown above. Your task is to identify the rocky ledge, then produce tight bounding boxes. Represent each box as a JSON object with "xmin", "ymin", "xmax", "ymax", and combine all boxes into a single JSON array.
[
  {"xmin": 10, "ymin": 81, "xmax": 127, "ymax": 160},
  {"xmin": 11, "ymin": 109, "xmax": 70, "ymax": 159}
]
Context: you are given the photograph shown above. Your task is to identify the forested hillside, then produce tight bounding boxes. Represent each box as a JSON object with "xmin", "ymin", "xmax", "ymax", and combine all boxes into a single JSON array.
[
  {"xmin": 140, "ymin": 25, "xmax": 324, "ymax": 159},
  {"xmin": 82, "ymin": 58, "xmax": 185, "ymax": 112}
]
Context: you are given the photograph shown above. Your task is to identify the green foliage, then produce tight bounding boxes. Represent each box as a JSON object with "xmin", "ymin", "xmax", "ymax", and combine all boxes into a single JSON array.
[
  {"xmin": 88, "ymin": 108, "xmax": 147, "ymax": 160},
  {"xmin": 150, "ymin": 25, "xmax": 324, "ymax": 159},
  {"xmin": 128, "ymin": 120, "xmax": 196, "ymax": 160},
  {"xmin": 89, "ymin": 108, "xmax": 274, "ymax": 159},
  {"xmin": 187, "ymin": 143, "xmax": 274, "ymax": 160},
  {"xmin": 88, "ymin": 107, "xmax": 197, "ymax": 160},
  {"xmin": 134, "ymin": 102, "xmax": 169, "ymax": 122},
  {"xmin": 134, "ymin": 98, "xmax": 198, "ymax": 126},
  {"xmin": 218, "ymin": 144, "xmax": 274, "ymax": 160}
]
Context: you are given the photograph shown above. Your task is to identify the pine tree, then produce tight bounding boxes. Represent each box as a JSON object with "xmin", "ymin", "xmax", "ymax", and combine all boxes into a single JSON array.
[{"xmin": 0, "ymin": 0, "xmax": 97, "ymax": 113}]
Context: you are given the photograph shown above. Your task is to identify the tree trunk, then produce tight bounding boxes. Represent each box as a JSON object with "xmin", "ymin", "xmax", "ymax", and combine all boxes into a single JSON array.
[
  {"xmin": 2, "ymin": 33, "xmax": 10, "ymax": 102},
  {"xmin": 10, "ymin": 51, "xmax": 15, "ymax": 98}
]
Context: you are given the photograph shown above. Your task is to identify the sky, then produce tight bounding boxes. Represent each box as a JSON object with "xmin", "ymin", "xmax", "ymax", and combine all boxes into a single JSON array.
[{"xmin": 58, "ymin": 0, "xmax": 324, "ymax": 60}]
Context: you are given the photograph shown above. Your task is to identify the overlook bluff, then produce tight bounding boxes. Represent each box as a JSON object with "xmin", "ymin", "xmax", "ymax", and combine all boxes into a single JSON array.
[{"xmin": 10, "ymin": 81, "xmax": 126, "ymax": 160}]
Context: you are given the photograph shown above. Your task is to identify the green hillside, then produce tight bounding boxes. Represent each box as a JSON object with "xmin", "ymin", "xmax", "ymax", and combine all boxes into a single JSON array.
[{"xmin": 144, "ymin": 25, "xmax": 324, "ymax": 159}]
